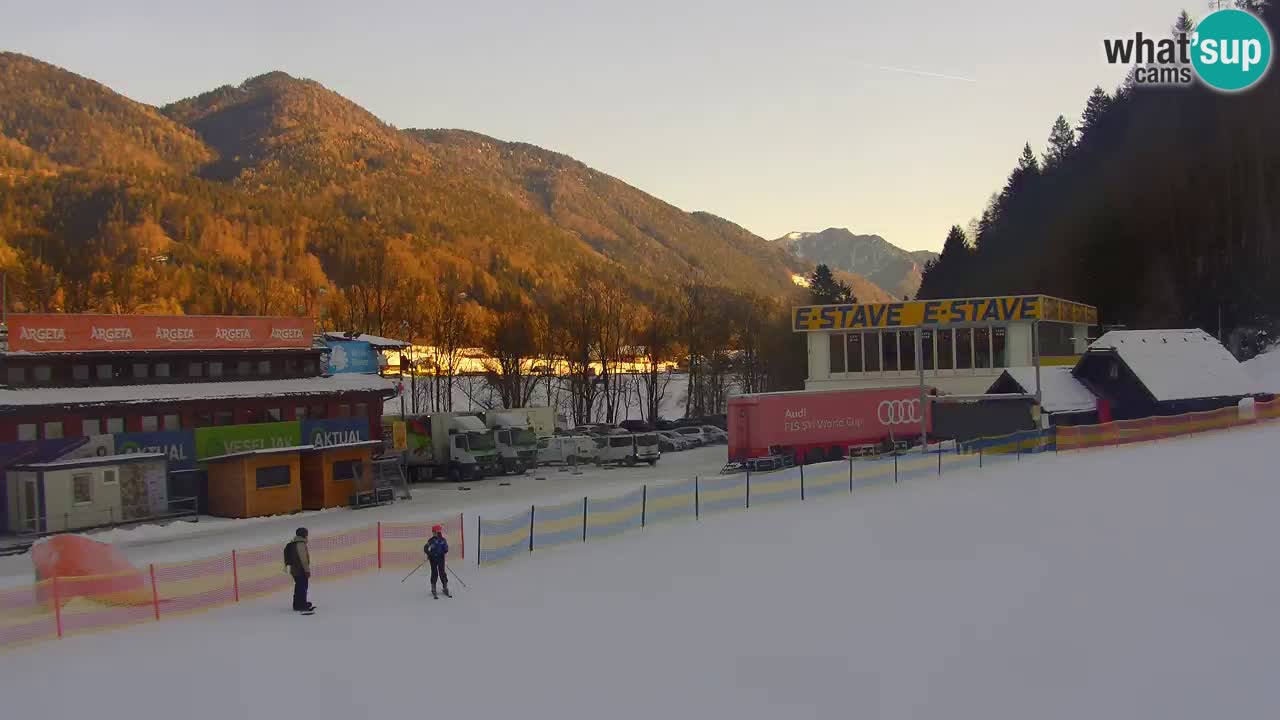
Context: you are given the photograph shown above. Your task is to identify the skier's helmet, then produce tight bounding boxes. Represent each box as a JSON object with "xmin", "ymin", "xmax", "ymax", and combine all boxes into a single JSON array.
[{"xmin": 431, "ymin": 525, "xmax": 443, "ymax": 534}]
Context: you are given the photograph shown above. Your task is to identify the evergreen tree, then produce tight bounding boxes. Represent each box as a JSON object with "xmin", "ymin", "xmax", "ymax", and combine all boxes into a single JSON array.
[
  {"xmin": 1077, "ymin": 87, "xmax": 1113, "ymax": 144},
  {"xmin": 1044, "ymin": 115, "xmax": 1076, "ymax": 168},
  {"xmin": 917, "ymin": 226, "xmax": 972, "ymax": 299},
  {"xmin": 807, "ymin": 264, "xmax": 855, "ymax": 305},
  {"xmin": 1173, "ymin": 10, "xmax": 1195, "ymax": 36}
]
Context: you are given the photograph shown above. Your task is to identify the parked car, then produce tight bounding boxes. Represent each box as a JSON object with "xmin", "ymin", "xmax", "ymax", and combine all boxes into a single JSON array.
[
  {"xmin": 672, "ymin": 426, "xmax": 710, "ymax": 446},
  {"xmin": 619, "ymin": 420, "xmax": 653, "ymax": 433},
  {"xmin": 593, "ymin": 433, "xmax": 661, "ymax": 466},
  {"xmin": 699, "ymin": 425, "xmax": 729, "ymax": 444},
  {"xmin": 657, "ymin": 430, "xmax": 696, "ymax": 451}
]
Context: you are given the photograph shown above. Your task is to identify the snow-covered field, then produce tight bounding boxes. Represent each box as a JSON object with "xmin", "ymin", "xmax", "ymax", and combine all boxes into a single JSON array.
[{"xmin": 4, "ymin": 422, "xmax": 1279, "ymax": 719}]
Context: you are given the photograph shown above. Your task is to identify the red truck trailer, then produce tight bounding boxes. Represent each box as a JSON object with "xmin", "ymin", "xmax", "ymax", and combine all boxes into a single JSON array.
[{"xmin": 727, "ymin": 386, "xmax": 932, "ymax": 463}]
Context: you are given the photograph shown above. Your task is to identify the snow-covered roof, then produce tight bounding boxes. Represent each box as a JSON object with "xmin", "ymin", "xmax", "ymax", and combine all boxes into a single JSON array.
[
  {"xmin": 323, "ymin": 332, "xmax": 410, "ymax": 350},
  {"xmin": 0, "ymin": 374, "xmax": 397, "ymax": 409},
  {"xmin": 204, "ymin": 445, "xmax": 315, "ymax": 463},
  {"xmin": 1244, "ymin": 345, "xmax": 1280, "ymax": 395},
  {"xmin": 989, "ymin": 367, "xmax": 1097, "ymax": 413},
  {"xmin": 1086, "ymin": 329, "xmax": 1256, "ymax": 402}
]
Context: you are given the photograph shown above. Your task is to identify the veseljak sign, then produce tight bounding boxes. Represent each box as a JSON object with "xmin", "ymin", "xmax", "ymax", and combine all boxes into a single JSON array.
[{"xmin": 7, "ymin": 314, "xmax": 315, "ymax": 353}]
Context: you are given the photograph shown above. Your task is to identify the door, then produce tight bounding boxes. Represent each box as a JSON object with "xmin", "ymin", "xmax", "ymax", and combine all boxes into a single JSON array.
[{"xmin": 22, "ymin": 477, "xmax": 40, "ymax": 533}]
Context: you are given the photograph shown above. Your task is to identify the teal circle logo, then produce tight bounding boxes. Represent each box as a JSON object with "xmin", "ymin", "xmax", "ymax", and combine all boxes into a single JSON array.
[{"xmin": 1192, "ymin": 9, "xmax": 1272, "ymax": 92}]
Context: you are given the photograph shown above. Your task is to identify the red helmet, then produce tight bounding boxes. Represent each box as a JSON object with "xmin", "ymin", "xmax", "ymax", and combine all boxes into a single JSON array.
[{"xmin": 431, "ymin": 525, "xmax": 443, "ymax": 534}]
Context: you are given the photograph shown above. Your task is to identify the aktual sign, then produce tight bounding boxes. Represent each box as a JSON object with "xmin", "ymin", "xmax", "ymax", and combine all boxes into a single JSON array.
[
  {"xmin": 302, "ymin": 418, "xmax": 370, "ymax": 449},
  {"xmin": 792, "ymin": 295, "xmax": 1098, "ymax": 332},
  {"xmin": 116, "ymin": 431, "xmax": 197, "ymax": 470},
  {"xmin": 7, "ymin": 314, "xmax": 315, "ymax": 352}
]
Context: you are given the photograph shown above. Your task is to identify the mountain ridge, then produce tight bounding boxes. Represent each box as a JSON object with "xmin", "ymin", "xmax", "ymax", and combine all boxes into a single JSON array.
[{"xmin": 776, "ymin": 228, "xmax": 938, "ymax": 300}]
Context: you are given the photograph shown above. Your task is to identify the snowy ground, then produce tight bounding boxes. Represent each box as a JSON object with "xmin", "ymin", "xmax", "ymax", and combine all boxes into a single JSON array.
[
  {"xmin": 4, "ymin": 423, "xmax": 1279, "ymax": 719},
  {"xmin": 0, "ymin": 445, "xmax": 731, "ymax": 582},
  {"xmin": 1245, "ymin": 345, "xmax": 1279, "ymax": 394}
]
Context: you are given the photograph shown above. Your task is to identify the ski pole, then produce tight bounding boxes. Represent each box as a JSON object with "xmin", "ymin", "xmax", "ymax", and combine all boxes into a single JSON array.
[
  {"xmin": 401, "ymin": 561, "xmax": 426, "ymax": 582},
  {"xmin": 447, "ymin": 565, "xmax": 469, "ymax": 589}
]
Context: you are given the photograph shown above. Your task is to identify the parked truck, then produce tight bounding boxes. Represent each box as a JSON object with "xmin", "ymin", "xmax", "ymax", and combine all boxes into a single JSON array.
[
  {"xmin": 481, "ymin": 410, "xmax": 540, "ymax": 474},
  {"xmin": 726, "ymin": 386, "xmax": 933, "ymax": 465},
  {"xmin": 382, "ymin": 413, "xmax": 501, "ymax": 482}
]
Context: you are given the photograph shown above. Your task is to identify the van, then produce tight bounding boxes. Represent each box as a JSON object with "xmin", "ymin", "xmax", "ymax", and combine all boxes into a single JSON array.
[
  {"xmin": 537, "ymin": 435, "xmax": 597, "ymax": 466},
  {"xmin": 593, "ymin": 433, "xmax": 661, "ymax": 466}
]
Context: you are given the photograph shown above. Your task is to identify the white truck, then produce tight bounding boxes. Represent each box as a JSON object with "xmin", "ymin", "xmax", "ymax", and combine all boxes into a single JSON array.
[
  {"xmin": 382, "ymin": 413, "xmax": 501, "ymax": 482},
  {"xmin": 536, "ymin": 435, "xmax": 598, "ymax": 466},
  {"xmin": 481, "ymin": 410, "xmax": 541, "ymax": 474},
  {"xmin": 593, "ymin": 432, "xmax": 662, "ymax": 466}
]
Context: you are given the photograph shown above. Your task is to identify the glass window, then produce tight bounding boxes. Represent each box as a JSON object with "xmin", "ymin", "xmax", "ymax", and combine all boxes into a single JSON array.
[
  {"xmin": 295, "ymin": 406, "xmax": 308, "ymax": 421},
  {"xmin": 846, "ymin": 333, "xmax": 864, "ymax": 373},
  {"xmin": 354, "ymin": 403, "xmax": 369, "ymax": 419},
  {"xmin": 956, "ymin": 328, "xmax": 973, "ymax": 370},
  {"xmin": 284, "ymin": 357, "xmax": 300, "ymax": 375},
  {"xmin": 303, "ymin": 358, "xmax": 318, "ymax": 375},
  {"xmin": 900, "ymin": 330, "xmax": 916, "ymax": 372},
  {"xmin": 257, "ymin": 360, "xmax": 271, "ymax": 375},
  {"xmin": 209, "ymin": 361, "xmax": 223, "ymax": 378},
  {"xmin": 33, "ymin": 366, "xmax": 52, "ymax": 383},
  {"xmin": 195, "ymin": 411, "xmax": 212, "ymax": 428},
  {"xmin": 332, "ymin": 460, "xmax": 362, "ymax": 483},
  {"xmin": 214, "ymin": 410, "xmax": 234, "ymax": 426},
  {"xmin": 97, "ymin": 364, "xmax": 114, "ymax": 381},
  {"xmin": 864, "ymin": 333, "xmax": 881, "ymax": 372},
  {"xmin": 265, "ymin": 408, "xmax": 282, "ymax": 422},
  {"xmin": 337, "ymin": 404, "xmax": 352, "ymax": 418},
  {"xmin": 72, "ymin": 473, "xmax": 93, "ymax": 504},
  {"xmin": 82, "ymin": 419, "xmax": 102, "ymax": 436},
  {"xmin": 73, "ymin": 365, "xmax": 90, "ymax": 382},
  {"xmin": 189, "ymin": 362, "xmax": 204, "ymax": 378},
  {"xmin": 106, "ymin": 417, "xmax": 125, "ymax": 433},
  {"xmin": 882, "ymin": 331, "xmax": 900, "ymax": 372},
  {"xmin": 102, "ymin": 469, "xmax": 117, "ymax": 485},
  {"xmin": 975, "ymin": 327, "xmax": 993, "ymax": 369},
  {"xmin": 163, "ymin": 414, "xmax": 181, "ymax": 431},
  {"xmin": 155, "ymin": 363, "xmax": 170, "ymax": 379},
  {"xmin": 828, "ymin": 334, "xmax": 846, "ymax": 374},
  {"xmin": 310, "ymin": 404, "xmax": 327, "ymax": 420},
  {"xmin": 18, "ymin": 424, "xmax": 37, "ymax": 441},
  {"xmin": 454, "ymin": 436, "xmax": 466, "ymax": 450},
  {"xmin": 937, "ymin": 330, "xmax": 954, "ymax": 370},
  {"xmin": 237, "ymin": 360, "xmax": 252, "ymax": 376},
  {"xmin": 993, "ymin": 327, "xmax": 1008, "ymax": 368},
  {"xmin": 6, "ymin": 366, "xmax": 25, "ymax": 385},
  {"xmin": 921, "ymin": 330, "xmax": 935, "ymax": 371},
  {"xmin": 255, "ymin": 465, "xmax": 293, "ymax": 490},
  {"xmin": 141, "ymin": 416, "xmax": 159, "ymax": 432},
  {"xmin": 43, "ymin": 422, "xmax": 64, "ymax": 440},
  {"xmin": 133, "ymin": 363, "xmax": 149, "ymax": 379}
]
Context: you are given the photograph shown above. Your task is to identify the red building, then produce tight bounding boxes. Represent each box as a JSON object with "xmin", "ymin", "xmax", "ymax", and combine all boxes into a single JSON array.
[{"xmin": 0, "ymin": 314, "xmax": 395, "ymax": 443}]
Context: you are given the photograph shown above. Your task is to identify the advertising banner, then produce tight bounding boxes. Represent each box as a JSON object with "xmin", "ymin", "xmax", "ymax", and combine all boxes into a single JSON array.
[
  {"xmin": 325, "ymin": 340, "xmax": 379, "ymax": 374},
  {"xmin": 194, "ymin": 422, "xmax": 302, "ymax": 460},
  {"xmin": 56, "ymin": 435, "xmax": 117, "ymax": 461},
  {"xmin": 7, "ymin": 314, "xmax": 314, "ymax": 352},
  {"xmin": 115, "ymin": 431, "xmax": 197, "ymax": 470},
  {"xmin": 302, "ymin": 418, "xmax": 370, "ymax": 449},
  {"xmin": 792, "ymin": 295, "xmax": 1099, "ymax": 332}
]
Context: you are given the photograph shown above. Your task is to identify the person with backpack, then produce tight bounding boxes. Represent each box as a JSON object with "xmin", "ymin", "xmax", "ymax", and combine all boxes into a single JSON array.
[
  {"xmin": 284, "ymin": 528, "xmax": 314, "ymax": 612},
  {"xmin": 424, "ymin": 525, "xmax": 450, "ymax": 599}
]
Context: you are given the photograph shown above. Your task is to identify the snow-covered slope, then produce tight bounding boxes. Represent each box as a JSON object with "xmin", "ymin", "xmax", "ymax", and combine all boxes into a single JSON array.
[
  {"xmin": 1244, "ymin": 345, "xmax": 1280, "ymax": 394},
  {"xmin": 6, "ymin": 423, "xmax": 1279, "ymax": 719}
]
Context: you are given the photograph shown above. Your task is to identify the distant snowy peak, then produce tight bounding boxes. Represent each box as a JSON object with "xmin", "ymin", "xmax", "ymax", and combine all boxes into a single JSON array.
[
  {"xmin": 783, "ymin": 231, "xmax": 811, "ymax": 241},
  {"xmin": 776, "ymin": 228, "xmax": 937, "ymax": 301}
]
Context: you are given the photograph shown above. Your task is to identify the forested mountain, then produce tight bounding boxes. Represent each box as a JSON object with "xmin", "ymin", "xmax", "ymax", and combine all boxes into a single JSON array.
[
  {"xmin": 777, "ymin": 228, "xmax": 936, "ymax": 300},
  {"xmin": 919, "ymin": 3, "xmax": 1280, "ymax": 358},
  {"xmin": 0, "ymin": 54, "xmax": 808, "ymax": 331}
]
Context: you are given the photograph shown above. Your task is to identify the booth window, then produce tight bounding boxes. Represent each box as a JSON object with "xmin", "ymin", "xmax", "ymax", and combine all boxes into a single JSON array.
[
  {"xmin": 975, "ymin": 327, "xmax": 993, "ymax": 369},
  {"xmin": 937, "ymin": 330, "xmax": 955, "ymax": 370},
  {"xmin": 72, "ymin": 473, "xmax": 93, "ymax": 505},
  {"xmin": 238, "ymin": 360, "xmax": 252, "ymax": 377},
  {"xmin": 883, "ymin": 331, "xmax": 901, "ymax": 372},
  {"xmin": 863, "ymin": 333, "xmax": 882, "ymax": 372},
  {"xmin": 163, "ymin": 414, "xmax": 181, "ymax": 431},
  {"xmin": 43, "ymin": 422, "xmax": 64, "ymax": 440},
  {"xmin": 106, "ymin": 417, "xmax": 125, "ymax": 433},
  {"xmin": 332, "ymin": 460, "xmax": 363, "ymax": 483},
  {"xmin": 993, "ymin": 327, "xmax": 1008, "ymax": 368},
  {"xmin": 188, "ymin": 362, "xmax": 204, "ymax": 379},
  {"xmin": 6, "ymin": 366, "xmax": 25, "ymax": 386},
  {"xmin": 255, "ymin": 465, "xmax": 292, "ymax": 490},
  {"xmin": 82, "ymin": 419, "xmax": 102, "ymax": 436},
  {"xmin": 155, "ymin": 363, "xmax": 171, "ymax": 379},
  {"xmin": 73, "ymin": 365, "xmax": 91, "ymax": 383},
  {"xmin": 141, "ymin": 416, "xmax": 159, "ymax": 432},
  {"xmin": 209, "ymin": 361, "xmax": 224, "ymax": 379},
  {"xmin": 828, "ymin": 334, "xmax": 845, "ymax": 374},
  {"xmin": 96, "ymin": 364, "xmax": 114, "ymax": 381},
  {"xmin": 257, "ymin": 360, "xmax": 272, "ymax": 376},
  {"xmin": 18, "ymin": 424, "xmax": 37, "ymax": 441},
  {"xmin": 34, "ymin": 366, "xmax": 52, "ymax": 384},
  {"xmin": 102, "ymin": 469, "xmax": 117, "ymax": 485},
  {"xmin": 133, "ymin": 363, "xmax": 150, "ymax": 380},
  {"xmin": 846, "ymin": 333, "xmax": 864, "ymax": 373},
  {"xmin": 956, "ymin": 328, "xmax": 974, "ymax": 370},
  {"xmin": 900, "ymin": 331, "xmax": 916, "ymax": 371},
  {"xmin": 921, "ymin": 330, "xmax": 935, "ymax": 371}
]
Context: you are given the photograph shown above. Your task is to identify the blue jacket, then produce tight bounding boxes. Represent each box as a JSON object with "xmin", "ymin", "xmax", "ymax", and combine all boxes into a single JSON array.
[{"xmin": 425, "ymin": 536, "xmax": 448, "ymax": 559}]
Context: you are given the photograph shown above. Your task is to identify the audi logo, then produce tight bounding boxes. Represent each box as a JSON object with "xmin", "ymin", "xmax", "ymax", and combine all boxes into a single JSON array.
[{"xmin": 878, "ymin": 399, "xmax": 923, "ymax": 425}]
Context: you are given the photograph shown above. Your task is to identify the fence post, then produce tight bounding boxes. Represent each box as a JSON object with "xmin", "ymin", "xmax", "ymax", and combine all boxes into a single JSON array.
[
  {"xmin": 695, "ymin": 476, "xmax": 700, "ymax": 519},
  {"xmin": 232, "ymin": 550, "xmax": 240, "ymax": 602},
  {"xmin": 800, "ymin": 464, "xmax": 805, "ymax": 501},
  {"xmin": 529, "ymin": 505, "xmax": 535, "ymax": 552},
  {"xmin": 746, "ymin": 469, "xmax": 751, "ymax": 509},
  {"xmin": 894, "ymin": 452, "xmax": 899, "ymax": 483},
  {"xmin": 376, "ymin": 522, "xmax": 383, "ymax": 570},
  {"xmin": 937, "ymin": 450, "xmax": 941, "ymax": 476},
  {"xmin": 848, "ymin": 456, "xmax": 853, "ymax": 493},
  {"xmin": 641, "ymin": 485, "xmax": 647, "ymax": 528},
  {"xmin": 459, "ymin": 512, "xmax": 465, "ymax": 561},
  {"xmin": 979, "ymin": 446, "xmax": 983, "ymax": 468},
  {"xmin": 476, "ymin": 515, "xmax": 482, "ymax": 567},
  {"xmin": 149, "ymin": 564, "xmax": 160, "ymax": 621},
  {"xmin": 52, "ymin": 576, "xmax": 63, "ymax": 639},
  {"xmin": 582, "ymin": 497, "xmax": 588, "ymax": 542}
]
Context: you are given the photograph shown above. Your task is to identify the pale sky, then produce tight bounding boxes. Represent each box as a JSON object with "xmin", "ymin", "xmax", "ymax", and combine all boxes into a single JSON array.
[{"xmin": 4, "ymin": 0, "xmax": 1195, "ymax": 251}]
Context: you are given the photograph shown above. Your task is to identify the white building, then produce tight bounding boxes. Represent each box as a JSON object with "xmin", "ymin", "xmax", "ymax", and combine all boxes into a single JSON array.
[{"xmin": 797, "ymin": 295, "xmax": 1097, "ymax": 397}]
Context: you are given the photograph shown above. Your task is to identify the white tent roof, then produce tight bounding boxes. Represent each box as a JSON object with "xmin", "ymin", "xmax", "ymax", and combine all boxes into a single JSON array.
[
  {"xmin": 990, "ymin": 366, "xmax": 1097, "ymax": 413},
  {"xmin": 1244, "ymin": 346, "xmax": 1280, "ymax": 395},
  {"xmin": 0, "ymin": 374, "xmax": 396, "ymax": 408},
  {"xmin": 1087, "ymin": 329, "xmax": 1256, "ymax": 402}
]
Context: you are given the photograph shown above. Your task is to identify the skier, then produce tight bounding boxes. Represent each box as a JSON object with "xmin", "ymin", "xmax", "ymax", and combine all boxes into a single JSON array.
[
  {"xmin": 424, "ymin": 525, "xmax": 450, "ymax": 599},
  {"xmin": 283, "ymin": 527, "xmax": 314, "ymax": 613}
]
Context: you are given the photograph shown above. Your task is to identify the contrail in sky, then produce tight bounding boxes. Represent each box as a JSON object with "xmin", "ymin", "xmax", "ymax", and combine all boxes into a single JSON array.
[{"xmin": 852, "ymin": 61, "xmax": 978, "ymax": 83}]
